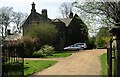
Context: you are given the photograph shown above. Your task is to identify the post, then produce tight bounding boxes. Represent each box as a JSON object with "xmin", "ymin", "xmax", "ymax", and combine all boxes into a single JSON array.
[
  {"xmin": 107, "ymin": 39, "xmax": 113, "ymax": 77},
  {"xmin": 115, "ymin": 34, "xmax": 120, "ymax": 76},
  {"xmin": 0, "ymin": 36, "xmax": 2, "ymax": 77},
  {"xmin": 109, "ymin": 23, "xmax": 120, "ymax": 77}
]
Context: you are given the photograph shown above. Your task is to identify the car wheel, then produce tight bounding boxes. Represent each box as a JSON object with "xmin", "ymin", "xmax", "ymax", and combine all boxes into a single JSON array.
[
  {"xmin": 81, "ymin": 47, "xmax": 84, "ymax": 50},
  {"xmin": 65, "ymin": 49, "xmax": 68, "ymax": 51}
]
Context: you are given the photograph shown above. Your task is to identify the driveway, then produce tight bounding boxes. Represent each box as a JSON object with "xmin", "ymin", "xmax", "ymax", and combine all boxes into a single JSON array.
[{"xmin": 27, "ymin": 49, "xmax": 106, "ymax": 76}]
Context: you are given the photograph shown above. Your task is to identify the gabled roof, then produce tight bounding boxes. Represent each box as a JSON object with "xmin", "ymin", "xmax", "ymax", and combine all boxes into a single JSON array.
[
  {"xmin": 36, "ymin": 12, "xmax": 51, "ymax": 21},
  {"xmin": 22, "ymin": 11, "xmax": 51, "ymax": 27},
  {"xmin": 52, "ymin": 14, "xmax": 86, "ymax": 28},
  {"xmin": 59, "ymin": 18, "xmax": 72, "ymax": 27},
  {"xmin": 52, "ymin": 18, "xmax": 72, "ymax": 27},
  {"xmin": 52, "ymin": 18, "xmax": 63, "ymax": 23},
  {"xmin": 22, "ymin": 2, "xmax": 51, "ymax": 27}
]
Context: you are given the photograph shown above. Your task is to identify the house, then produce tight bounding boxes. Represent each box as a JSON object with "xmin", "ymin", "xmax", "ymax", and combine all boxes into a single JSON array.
[
  {"xmin": 22, "ymin": 2, "xmax": 51, "ymax": 35},
  {"xmin": 2, "ymin": 29, "xmax": 23, "ymax": 41},
  {"xmin": 52, "ymin": 13, "xmax": 88, "ymax": 48},
  {"xmin": 65, "ymin": 14, "xmax": 88, "ymax": 46},
  {"xmin": 22, "ymin": 2, "xmax": 88, "ymax": 50}
]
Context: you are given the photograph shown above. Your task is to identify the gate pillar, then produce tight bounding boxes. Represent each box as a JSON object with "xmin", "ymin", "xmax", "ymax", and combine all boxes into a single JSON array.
[
  {"xmin": 0, "ymin": 37, "xmax": 2, "ymax": 77},
  {"xmin": 110, "ymin": 23, "xmax": 120, "ymax": 76}
]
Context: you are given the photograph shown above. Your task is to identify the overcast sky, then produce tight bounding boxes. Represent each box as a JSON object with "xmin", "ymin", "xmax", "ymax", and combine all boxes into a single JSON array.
[{"xmin": 0, "ymin": 0, "xmax": 74, "ymax": 19}]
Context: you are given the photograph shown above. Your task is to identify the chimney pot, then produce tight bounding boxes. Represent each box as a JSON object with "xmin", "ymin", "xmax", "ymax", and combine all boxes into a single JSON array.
[{"xmin": 42, "ymin": 9, "xmax": 48, "ymax": 18}]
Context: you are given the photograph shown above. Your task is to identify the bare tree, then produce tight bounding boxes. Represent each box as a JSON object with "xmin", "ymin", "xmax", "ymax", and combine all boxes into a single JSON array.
[
  {"xmin": 73, "ymin": 1, "xmax": 120, "ymax": 25},
  {"xmin": 0, "ymin": 7, "xmax": 14, "ymax": 37},
  {"xmin": 13, "ymin": 12, "xmax": 28, "ymax": 33},
  {"xmin": 71, "ymin": 1, "xmax": 120, "ymax": 37},
  {"xmin": 0, "ymin": 7, "xmax": 28, "ymax": 39},
  {"xmin": 59, "ymin": 2, "xmax": 73, "ymax": 18}
]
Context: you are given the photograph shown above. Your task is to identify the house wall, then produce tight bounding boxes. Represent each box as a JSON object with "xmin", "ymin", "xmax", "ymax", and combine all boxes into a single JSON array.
[
  {"xmin": 65, "ymin": 14, "xmax": 88, "ymax": 46},
  {"xmin": 52, "ymin": 22, "xmax": 66, "ymax": 50},
  {"xmin": 22, "ymin": 12, "xmax": 51, "ymax": 36}
]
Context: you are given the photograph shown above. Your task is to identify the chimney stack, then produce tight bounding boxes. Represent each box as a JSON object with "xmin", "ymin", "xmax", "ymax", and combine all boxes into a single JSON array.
[
  {"xmin": 31, "ymin": 2, "xmax": 36, "ymax": 13},
  {"xmin": 42, "ymin": 9, "xmax": 48, "ymax": 18},
  {"xmin": 69, "ymin": 12, "xmax": 73, "ymax": 18}
]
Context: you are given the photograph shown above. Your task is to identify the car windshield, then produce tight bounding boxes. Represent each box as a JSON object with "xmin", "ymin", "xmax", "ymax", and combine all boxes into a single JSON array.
[
  {"xmin": 75, "ymin": 43, "xmax": 85, "ymax": 45},
  {"xmin": 74, "ymin": 44, "xmax": 79, "ymax": 46},
  {"xmin": 69, "ymin": 45, "xmax": 74, "ymax": 47}
]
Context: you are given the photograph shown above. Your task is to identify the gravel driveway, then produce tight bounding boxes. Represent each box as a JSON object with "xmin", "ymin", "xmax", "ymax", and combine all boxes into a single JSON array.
[{"xmin": 27, "ymin": 49, "xmax": 106, "ymax": 76}]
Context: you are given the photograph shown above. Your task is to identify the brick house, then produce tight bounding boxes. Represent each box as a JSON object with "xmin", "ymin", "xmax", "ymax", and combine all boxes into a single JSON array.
[{"xmin": 22, "ymin": 2, "xmax": 88, "ymax": 50}]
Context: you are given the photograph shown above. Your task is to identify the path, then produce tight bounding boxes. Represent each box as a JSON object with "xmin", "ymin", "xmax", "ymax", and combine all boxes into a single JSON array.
[{"xmin": 27, "ymin": 49, "xmax": 106, "ymax": 76}]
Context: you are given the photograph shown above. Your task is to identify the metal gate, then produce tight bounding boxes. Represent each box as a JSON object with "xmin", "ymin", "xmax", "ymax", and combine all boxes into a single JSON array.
[
  {"xmin": 2, "ymin": 42, "xmax": 24, "ymax": 77},
  {"xmin": 107, "ymin": 38, "xmax": 117, "ymax": 77}
]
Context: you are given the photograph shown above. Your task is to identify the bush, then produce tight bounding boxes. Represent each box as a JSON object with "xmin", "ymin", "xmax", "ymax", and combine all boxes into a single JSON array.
[
  {"xmin": 6, "ymin": 37, "xmax": 40, "ymax": 58},
  {"xmin": 87, "ymin": 37, "xmax": 96, "ymax": 49},
  {"xmin": 42, "ymin": 45, "xmax": 55, "ymax": 56},
  {"xmin": 21, "ymin": 37, "xmax": 33, "ymax": 57},
  {"xmin": 2, "ymin": 40, "xmax": 24, "ymax": 57},
  {"xmin": 32, "ymin": 45, "xmax": 55, "ymax": 57},
  {"xmin": 33, "ymin": 50, "xmax": 43, "ymax": 57},
  {"xmin": 19, "ymin": 37, "xmax": 39, "ymax": 57},
  {"xmin": 25, "ymin": 23, "xmax": 58, "ymax": 47},
  {"xmin": 96, "ymin": 27, "xmax": 110, "ymax": 48}
]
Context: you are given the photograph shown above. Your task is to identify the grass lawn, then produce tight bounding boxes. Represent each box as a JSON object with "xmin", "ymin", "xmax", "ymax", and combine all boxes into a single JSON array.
[
  {"xmin": 100, "ymin": 52, "xmax": 115, "ymax": 76},
  {"xmin": 33, "ymin": 51, "xmax": 72, "ymax": 58},
  {"xmin": 24, "ymin": 51, "xmax": 71, "ymax": 76},
  {"xmin": 100, "ymin": 53, "xmax": 107, "ymax": 75},
  {"xmin": 44, "ymin": 51, "xmax": 72, "ymax": 58},
  {"xmin": 24, "ymin": 60, "xmax": 57, "ymax": 76}
]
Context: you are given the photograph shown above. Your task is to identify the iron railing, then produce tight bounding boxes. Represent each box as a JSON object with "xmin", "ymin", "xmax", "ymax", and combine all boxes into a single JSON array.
[{"xmin": 2, "ymin": 43, "xmax": 24, "ymax": 77}]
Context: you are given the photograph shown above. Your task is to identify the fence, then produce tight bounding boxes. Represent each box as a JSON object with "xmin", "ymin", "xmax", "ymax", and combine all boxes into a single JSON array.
[
  {"xmin": 107, "ymin": 38, "xmax": 117, "ymax": 77},
  {"xmin": 2, "ymin": 42, "xmax": 24, "ymax": 77}
]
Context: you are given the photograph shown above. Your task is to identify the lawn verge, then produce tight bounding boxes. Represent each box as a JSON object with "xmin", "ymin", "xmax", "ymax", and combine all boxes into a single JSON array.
[
  {"xmin": 100, "ymin": 53, "xmax": 107, "ymax": 75},
  {"xmin": 33, "ymin": 51, "xmax": 72, "ymax": 58},
  {"xmin": 44, "ymin": 51, "xmax": 72, "ymax": 58},
  {"xmin": 24, "ymin": 60, "xmax": 57, "ymax": 76}
]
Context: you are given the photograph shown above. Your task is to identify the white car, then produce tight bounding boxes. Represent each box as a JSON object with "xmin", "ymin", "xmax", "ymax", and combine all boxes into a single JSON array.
[
  {"xmin": 74, "ymin": 43, "xmax": 87, "ymax": 49},
  {"xmin": 64, "ymin": 45, "xmax": 81, "ymax": 51}
]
